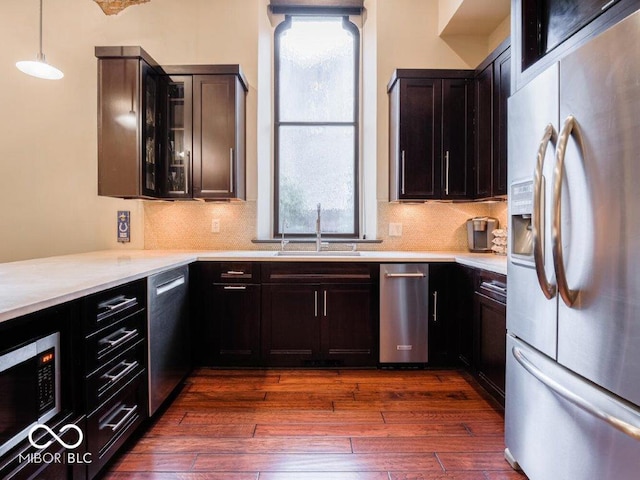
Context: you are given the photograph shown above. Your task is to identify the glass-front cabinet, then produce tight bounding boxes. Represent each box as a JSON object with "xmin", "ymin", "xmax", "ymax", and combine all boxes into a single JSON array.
[
  {"xmin": 96, "ymin": 46, "xmax": 164, "ymax": 199},
  {"xmin": 165, "ymin": 76, "xmax": 192, "ymax": 198},
  {"xmin": 97, "ymin": 48, "xmax": 247, "ymax": 201}
]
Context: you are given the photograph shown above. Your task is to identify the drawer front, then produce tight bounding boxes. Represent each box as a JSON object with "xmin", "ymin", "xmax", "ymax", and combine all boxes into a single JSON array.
[
  {"xmin": 475, "ymin": 270, "xmax": 507, "ymax": 304},
  {"xmin": 86, "ymin": 374, "xmax": 146, "ymax": 479},
  {"xmin": 84, "ymin": 312, "xmax": 145, "ymax": 375},
  {"xmin": 83, "ymin": 280, "xmax": 146, "ymax": 334},
  {"xmin": 86, "ymin": 340, "xmax": 146, "ymax": 414},
  {"xmin": 201, "ymin": 262, "xmax": 260, "ymax": 283},
  {"xmin": 262, "ymin": 262, "xmax": 376, "ymax": 284}
]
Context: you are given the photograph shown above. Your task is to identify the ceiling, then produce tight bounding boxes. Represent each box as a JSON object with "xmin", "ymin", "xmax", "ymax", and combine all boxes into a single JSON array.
[{"xmin": 439, "ymin": 0, "xmax": 510, "ymax": 36}]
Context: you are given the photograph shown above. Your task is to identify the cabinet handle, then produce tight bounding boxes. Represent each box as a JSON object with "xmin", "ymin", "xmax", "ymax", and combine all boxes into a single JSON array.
[
  {"xmin": 101, "ymin": 404, "xmax": 138, "ymax": 432},
  {"xmin": 323, "ymin": 290, "xmax": 327, "ymax": 317},
  {"xmin": 101, "ymin": 360, "xmax": 138, "ymax": 388},
  {"xmin": 185, "ymin": 150, "xmax": 191, "ymax": 194},
  {"xmin": 314, "ymin": 290, "xmax": 318, "ymax": 317},
  {"xmin": 433, "ymin": 291, "xmax": 438, "ymax": 323},
  {"xmin": 99, "ymin": 328, "xmax": 137, "ymax": 349},
  {"xmin": 97, "ymin": 295, "xmax": 138, "ymax": 322},
  {"xmin": 445, "ymin": 150, "xmax": 450, "ymax": 196},
  {"xmin": 225, "ymin": 270, "xmax": 246, "ymax": 276},
  {"xmin": 480, "ymin": 281, "xmax": 507, "ymax": 295},
  {"xmin": 223, "ymin": 285, "xmax": 247, "ymax": 290},
  {"xmin": 401, "ymin": 150, "xmax": 406, "ymax": 194},
  {"xmin": 229, "ymin": 148, "xmax": 234, "ymax": 193}
]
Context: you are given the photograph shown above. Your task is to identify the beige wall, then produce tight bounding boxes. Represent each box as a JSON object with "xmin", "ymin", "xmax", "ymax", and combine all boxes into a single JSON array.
[
  {"xmin": 1, "ymin": 0, "xmax": 509, "ymax": 262},
  {"xmin": 0, "ymin": 0, "xmax": 259, "ymax": 262}
]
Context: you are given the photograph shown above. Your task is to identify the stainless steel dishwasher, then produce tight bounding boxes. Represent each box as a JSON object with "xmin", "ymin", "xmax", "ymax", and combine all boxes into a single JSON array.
[
  {"xmin": 379, "ymin": 263, "xmax": 429, "ymax": 363},
  {"xmin": 147, "ymin": 265, "xmax": 190, "ymax": 415}
]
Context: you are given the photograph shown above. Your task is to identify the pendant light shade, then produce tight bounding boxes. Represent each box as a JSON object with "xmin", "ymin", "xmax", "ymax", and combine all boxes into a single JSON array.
[{"xmin": 16, "ymin": 0, "xmax": 64, "ymax": 80}]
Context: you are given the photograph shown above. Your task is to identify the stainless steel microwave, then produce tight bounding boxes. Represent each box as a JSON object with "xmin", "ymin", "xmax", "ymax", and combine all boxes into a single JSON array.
[{"xmin": 0, "ymin": 332, "xmax": 61, "ymax": 457}]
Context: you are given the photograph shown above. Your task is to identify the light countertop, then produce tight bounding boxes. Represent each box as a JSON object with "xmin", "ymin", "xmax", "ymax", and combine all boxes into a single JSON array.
[{"xmin": 0, "ymin": 249, "xmax": 506, "ymax": 324}]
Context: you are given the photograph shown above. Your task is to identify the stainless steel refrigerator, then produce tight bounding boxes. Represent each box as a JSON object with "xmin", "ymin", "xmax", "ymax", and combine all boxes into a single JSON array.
[{"xmin": 506, "ymin": 9, "xmax": 640, "ymax": 480}]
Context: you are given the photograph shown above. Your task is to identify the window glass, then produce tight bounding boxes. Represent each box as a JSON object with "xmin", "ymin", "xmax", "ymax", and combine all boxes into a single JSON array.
[{"xmin": 275, "ymin": 15, "xmax": 359, "ymax": 236}]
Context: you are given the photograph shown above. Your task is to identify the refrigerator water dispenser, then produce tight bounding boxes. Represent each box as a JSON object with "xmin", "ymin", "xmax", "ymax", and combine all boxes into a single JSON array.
[{"xmin": 510, "ymin": 180, "xmax": 534, "ymax": 261}]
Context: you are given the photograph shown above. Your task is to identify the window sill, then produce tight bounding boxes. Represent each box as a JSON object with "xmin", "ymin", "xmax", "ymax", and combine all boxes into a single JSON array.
[{"xmin": 251, "ymin": 238, "xmax": 383, "ymax": 244}]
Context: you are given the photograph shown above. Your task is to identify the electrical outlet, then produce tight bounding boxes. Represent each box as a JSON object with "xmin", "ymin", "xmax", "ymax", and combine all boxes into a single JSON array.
[
  {"xmin": 211, "ymin": 218, "xmax": 220, "ymax": 233},
  {"xmin": 389, "ymin": 223, "xmax": 403, "ymax": 237}
]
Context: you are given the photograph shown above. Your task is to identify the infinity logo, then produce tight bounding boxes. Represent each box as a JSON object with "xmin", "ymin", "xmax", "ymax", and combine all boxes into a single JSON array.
[{"xmin": 28, "ymin": 424, "xmax": 83, "ymax": 450}]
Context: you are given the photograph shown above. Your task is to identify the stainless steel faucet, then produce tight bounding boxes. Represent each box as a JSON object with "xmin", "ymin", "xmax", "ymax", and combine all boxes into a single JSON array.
[{"xmin": 315, "ymin": 203, "xmax": 322, "ymax": 252}]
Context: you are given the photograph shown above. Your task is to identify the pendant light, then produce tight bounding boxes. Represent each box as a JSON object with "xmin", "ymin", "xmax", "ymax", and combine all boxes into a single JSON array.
[{"xmin": 16, "ymin": 0, "xmax": 64, "ymax": 80}]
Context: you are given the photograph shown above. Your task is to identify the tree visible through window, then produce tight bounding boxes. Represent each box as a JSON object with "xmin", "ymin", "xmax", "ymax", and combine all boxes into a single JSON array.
[{"xmin": 274, "ymin": 15, "xmax": 359, "ymax": 237}]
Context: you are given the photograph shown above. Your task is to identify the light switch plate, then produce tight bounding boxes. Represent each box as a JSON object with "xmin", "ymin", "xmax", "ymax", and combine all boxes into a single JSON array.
[
  {"xmin": 389, "ymin": 223, "xmax": 403, "ymax": 237},
  {"xmin": 211, "ymin": 218, "xmax": 220, "ymax": 233}
]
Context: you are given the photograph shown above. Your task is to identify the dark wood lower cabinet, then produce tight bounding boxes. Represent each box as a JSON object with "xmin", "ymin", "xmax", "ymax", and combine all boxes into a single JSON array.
[
  {"xmin": 261, "ymin": 262, "xmax": 378, "ymax": 367},
  {"xmin": 321, "ymin": 284, "xmax": 375, "ymax": 366},
  {"xmin": 204, "ymin": 284, "xmax": 261, "ymax": 366},
  {"xmin": 262, "ymin": 282, "xmax": 376, "ymax": 367},
  {"xmin": 474, "ymin": 290, "xmax": 507, "ymax": 402},
  {"xmin": 427, "ymin": 264, "xmax": 458, "ymax": 366}
]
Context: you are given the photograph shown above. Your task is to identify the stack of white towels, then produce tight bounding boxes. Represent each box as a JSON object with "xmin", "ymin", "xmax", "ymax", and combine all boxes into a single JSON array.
[{"xmin": 491, "ymin": 228, "xmax": 507, "ymax": 255}]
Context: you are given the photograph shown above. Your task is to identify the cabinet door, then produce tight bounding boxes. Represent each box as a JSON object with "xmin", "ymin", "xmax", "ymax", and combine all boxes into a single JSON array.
[
  {"xmin": 396, "ymin": 79, "xmax": 442, "ymax": 200},
  {"xmin": 474, "ymin": 291, "xmax": 506, "ymax": 403},
  {"xmin": 262, "ymin": 284, "xmax": 320, "ymax": 366},
  {"xmin": 321, "ymin": 284, "xmax": 375, "ymax": 367},
  {"xmin": 164, "ymin": 75, "xmax": 193, "ymax": 198},
  {"xmin": 493, "ymin": 48, "xmax": 510, "ymax": 196},
  {"xmin": 428, "ymin": 264, "xmax": 457, "ymax": 366},
  {"xmin": 442, "ymin": 79, "xmax": 473, "ymax": 199},
  {"xmin": 98, "ymin": 57, "xmax": 163, "ymax": 199},
  {"xmin": 201, "ymin": 284, "xmax": 261, "ymax": 366},
  {"xmin": 192, "ymin": 75, "xmax": 245, "ymax": 199},
  {"xmin": 454, "ymin": 266, "xmax": 476, "ymax": 368},
  {"xmin": 474, "ymin": 63, "xmax": 493, "ymax": 199}
]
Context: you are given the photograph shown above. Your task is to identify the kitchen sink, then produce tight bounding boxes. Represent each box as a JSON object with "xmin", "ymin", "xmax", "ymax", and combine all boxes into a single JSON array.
[{"xmin": 275, "ymin": 251, "xmax": 361, "ymax": 256}]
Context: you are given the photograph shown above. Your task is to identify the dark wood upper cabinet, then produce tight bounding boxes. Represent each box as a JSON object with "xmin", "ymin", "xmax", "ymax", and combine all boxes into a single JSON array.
[
  {"xmin": 96, "ymin": 46, "xmax": 165, "ymax": 199},
  {"xmin": 388, "ymin": 70, "xmax": 473, "ymax": 201},
  {"xmin": 161, "ymin": 66, "xmax": 248, "ymax": 200},
  {"xmin": 513, "ymin": 0, "xmax": 640, "ymax": 91},
  {"xmin": 442, "ymin": 78, "xmax": 474, "ymax": 199},
  {"xmin": 96, "ymin": 47, "xmax": 248, "ymax": 201},
  {"xmin": 192, "ymin": 74, "xmax": 247, "ymax": 200},
  {"xmin": 474, "ymin": 41, "xmax": 510, "ymax": 199}
]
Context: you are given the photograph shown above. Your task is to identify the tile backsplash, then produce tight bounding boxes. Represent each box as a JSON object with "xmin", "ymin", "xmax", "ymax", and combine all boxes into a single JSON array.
[{"xmin": 144, "ymin": 200, "xmax": 508, "ymax": 251}]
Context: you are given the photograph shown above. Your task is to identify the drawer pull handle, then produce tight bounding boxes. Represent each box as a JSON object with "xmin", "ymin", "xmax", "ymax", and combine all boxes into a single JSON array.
[
  {"xmin": 101, "ymin": 405, "xmax": 138, "ymax": 432},
  {"xmin": 223, "ymin": 285, "xmax": 247, "ymax": 290},
  {"xmin": 100, "ymin": 328, "xmax": 137, "ymax": 349},
  {"xmin": 224, "ymin": 271, "xmax": 246, "ymax": 276},
  {"xmin": 480, "ymin": 281, "xmax": 507, "ymax": 295},
  {"xmin": 97, "ymin": 296, "xmax": 137, "ymax": 320},
  {"xmin": 101, "ymin": 361, "xmax": 138, "ymax": 387}
]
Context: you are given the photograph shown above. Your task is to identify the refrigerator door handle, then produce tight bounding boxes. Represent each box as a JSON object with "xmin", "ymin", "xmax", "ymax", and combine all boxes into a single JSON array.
[
  {"xmin": 533, "ymin": 123, "xmax": 557, "ymax": 300},
  {"xmin": 512, "ymin": 345, "xmax": 640, "ymax": 441},
  {"xmin": 552, "ymin": 115, "xmax": 580, "ymax": 307}
]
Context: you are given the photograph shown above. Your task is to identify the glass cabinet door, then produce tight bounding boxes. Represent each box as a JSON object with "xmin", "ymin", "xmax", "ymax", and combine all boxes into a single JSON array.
[
  {"xmin": 142, "ymin": 62, "xmax": 160, "ymax": 196},
  {"xmin": 166, "ymin": 76, "xmax": 192, "ymax": 198}
]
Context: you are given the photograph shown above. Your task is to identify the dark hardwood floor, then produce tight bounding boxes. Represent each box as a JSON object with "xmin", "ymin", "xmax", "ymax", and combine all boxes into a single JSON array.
[{"xmin": 104, "ymin": 369, "xmax": 527, "ymax": 479}]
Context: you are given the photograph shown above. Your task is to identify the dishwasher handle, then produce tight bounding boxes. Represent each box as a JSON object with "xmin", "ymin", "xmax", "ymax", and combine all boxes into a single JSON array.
[
  {"xmin": 155, "ymin": 275, "xmax": 186, "ymax": 296},
  {"xmin": 384, "ymin": 272, "xmax": 426, "ymax": 279}
]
